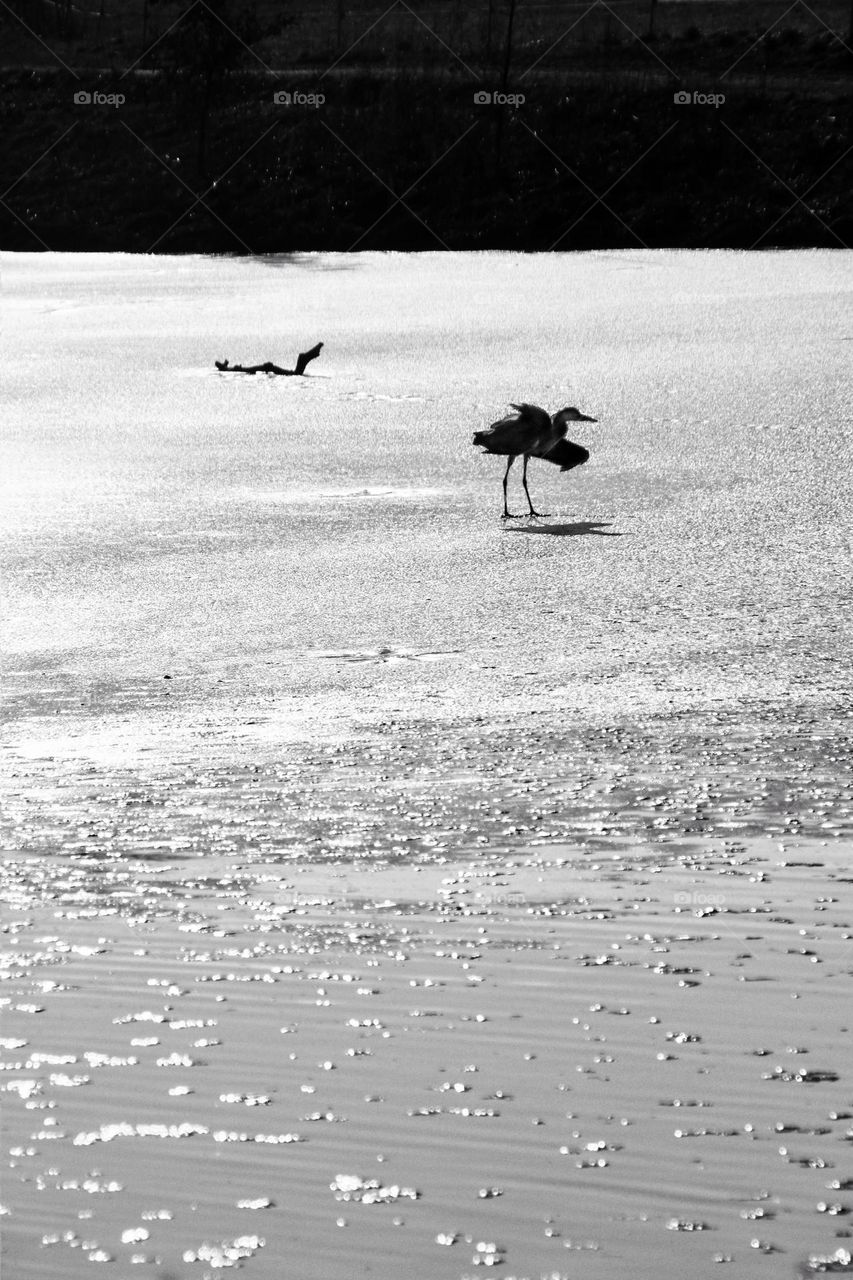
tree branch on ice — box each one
[215,342,323,376]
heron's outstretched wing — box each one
[508,403,551,432]
[294,342,324,376]
[475,402,554,454]
[539,439,590,471]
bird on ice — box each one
[472,403,597,519]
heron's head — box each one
[556,406,597,423]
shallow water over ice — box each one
[3,839,853,1280]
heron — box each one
[472,403,597,519]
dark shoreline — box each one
[2,58,850,253]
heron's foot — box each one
[501,511,522,520]
[527,509,550,519]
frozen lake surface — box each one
[3,250,852,851]
[2,250,853,1279]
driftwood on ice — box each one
[215,342,323,376]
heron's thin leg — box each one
[501,456,519,519]
[522,454,549,518]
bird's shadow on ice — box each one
[505,521,623,538]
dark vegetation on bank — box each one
[1,0,851,251]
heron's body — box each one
[472,402,596,518]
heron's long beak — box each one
[580,414,597,422]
